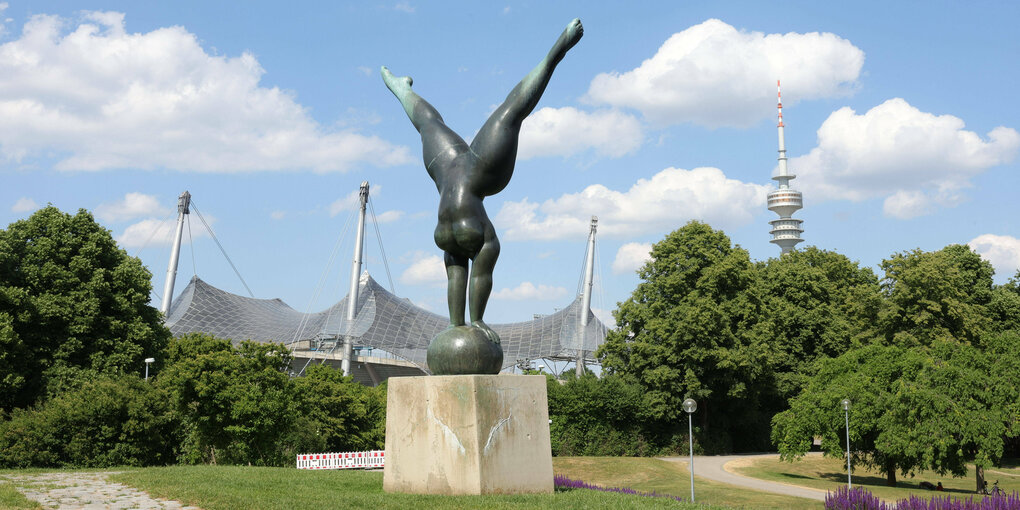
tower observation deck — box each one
[768,80,804,254]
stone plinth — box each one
[383,375,553,495]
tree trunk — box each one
[976,465,985,493]
[885,460,897,486]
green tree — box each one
[599,221,768,451]
[878,245,994,347]
[290,364,386,453]
[988,271,1020,332]
[754,247,882,402]
[772,341,1010,487]
[0,207,169,410]
[158,333,296,466]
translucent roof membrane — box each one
[165,273,607,373]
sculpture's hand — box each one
[471,320,500,345]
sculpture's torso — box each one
[431,153,505,259]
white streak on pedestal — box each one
[483,413,512,456]
[427,403,466,455]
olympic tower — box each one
[768,80,804,254]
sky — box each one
[1,1,1018,327]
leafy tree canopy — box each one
[771,340,1014,487]
[599,221,768,450]
[0,207,169,411]
[878,244,994,346]
[754,247,882,401]
[158,333,296,466]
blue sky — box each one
[2,1,1018,326]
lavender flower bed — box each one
[825,486,890,510]
[553,474,688,504]
[824,486,1020,510]
[896,491,1020,510]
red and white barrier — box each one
[296,450,385,470]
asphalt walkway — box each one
[660,452,829,502]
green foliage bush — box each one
[0,375,174,468]
[547,374,685,456]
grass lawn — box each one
[0,481,41,510]
[554,457,821,510]
[111,465,716,510]
[732,455,1020,503]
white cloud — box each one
[969,234,1020,278]
[586,19,864,128]
[399,253,446,285]
[518,107,643,160]
[270,210,286,220]
[375,210,404,223]
[116,215,211,249]
[793,98,1019,218]
[882,191,931,220]
[612,242,652,274]
[0,12,412,172]
[495,167,769,241]
[491,282,567,301]
[394,2,415,13]
[95,192,170,222]
[11,197,37,212]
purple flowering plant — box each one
[824,486,1020,510]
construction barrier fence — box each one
[296,450,385,470]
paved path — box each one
[0,471,201,510]
[660,452,829,502]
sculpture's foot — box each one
[471,320,500,345]
[552,18,584,59]
[427,325,503,375]
[381,66,413,96]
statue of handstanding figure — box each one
[382,18,583,375]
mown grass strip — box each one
[111,465,717,510]
[554,457,821,510]
[733,455,1020,503]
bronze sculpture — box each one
[382,18,583,374]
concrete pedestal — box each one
[383,375,553,495]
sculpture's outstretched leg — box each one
[469,18,583,175]
[381,66,469,176]
[469,224,500,344]
[444,251,468,327]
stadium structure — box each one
[159,184,608,386]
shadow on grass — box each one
[773,472,814,481]
[818,472,889,487]
[817,471,980,495]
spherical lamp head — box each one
[683,398,697,414]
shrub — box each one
[0,375,174,468]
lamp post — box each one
[683,398,698,502]
[841,398,851,488]
[144,358,155,381]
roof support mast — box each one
[342,182,369,377]
[576,216,597,377]
[160,191,191,316]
